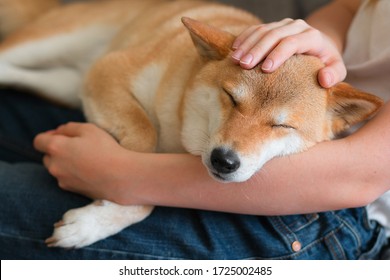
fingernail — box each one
[262,58,273,71]
[322,71,333,88]
[231,49,243,61]
[240,54,253,65]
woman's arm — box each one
[112,101,390,215]
[34,102,390,215]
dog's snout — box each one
[210,148,240,174]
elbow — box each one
[362,160,390,205]
[343,147,390,208]
[344,177,390,209]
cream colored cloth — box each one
[343,0,390,236]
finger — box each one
[232,25,258,50]
[42,154,51,169]
[235,20,291,52]
[235,29,271,67]
[43,155,67,189]
[33,131,56,153]
[34,132,71,157]
[238,19,310,69]
[55,122,87,137]
[318,61,347,88]
[232,19,293,63]
[42,154,61,179]
[57,179,68,190]
[231,26,259,63]
[261,28,323,72]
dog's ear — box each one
[327,82,383,134]
[181,17,235,60]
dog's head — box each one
[181,17,383,182]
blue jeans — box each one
[0,89,387,259]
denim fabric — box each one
[0,89,85,163]
[0,89,387,259]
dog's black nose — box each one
[210,148,240,174]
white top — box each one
[343,0,390,236]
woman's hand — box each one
[33,122,131,201]
[231,18,346,88]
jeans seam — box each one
[334,212,362,256]
[268,216,297,246]
[324,229,347,259]
[292,213,319,232]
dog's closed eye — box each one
[270,110,296,130]
[222,88,238,107]
[271,124,296,130]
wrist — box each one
[102,149,144,205]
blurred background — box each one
[62,0,331,22]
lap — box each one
[0,160,385,259]
[0,88,85,162]
[0,89,386,259]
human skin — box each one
[34,100,390,215]
[33,0,390,215]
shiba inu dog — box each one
[0,0,383,248]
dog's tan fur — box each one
[0,0,383,248]
[0,0,60,37]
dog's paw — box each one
[46,200,153,248]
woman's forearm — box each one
[119,102,390,215]
[34,103,390,216]
[306,0,360,52]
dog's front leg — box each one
[46,201,153,248]
[47,52,158,248]
[46,109,156,248]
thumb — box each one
[318,59,347,88]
